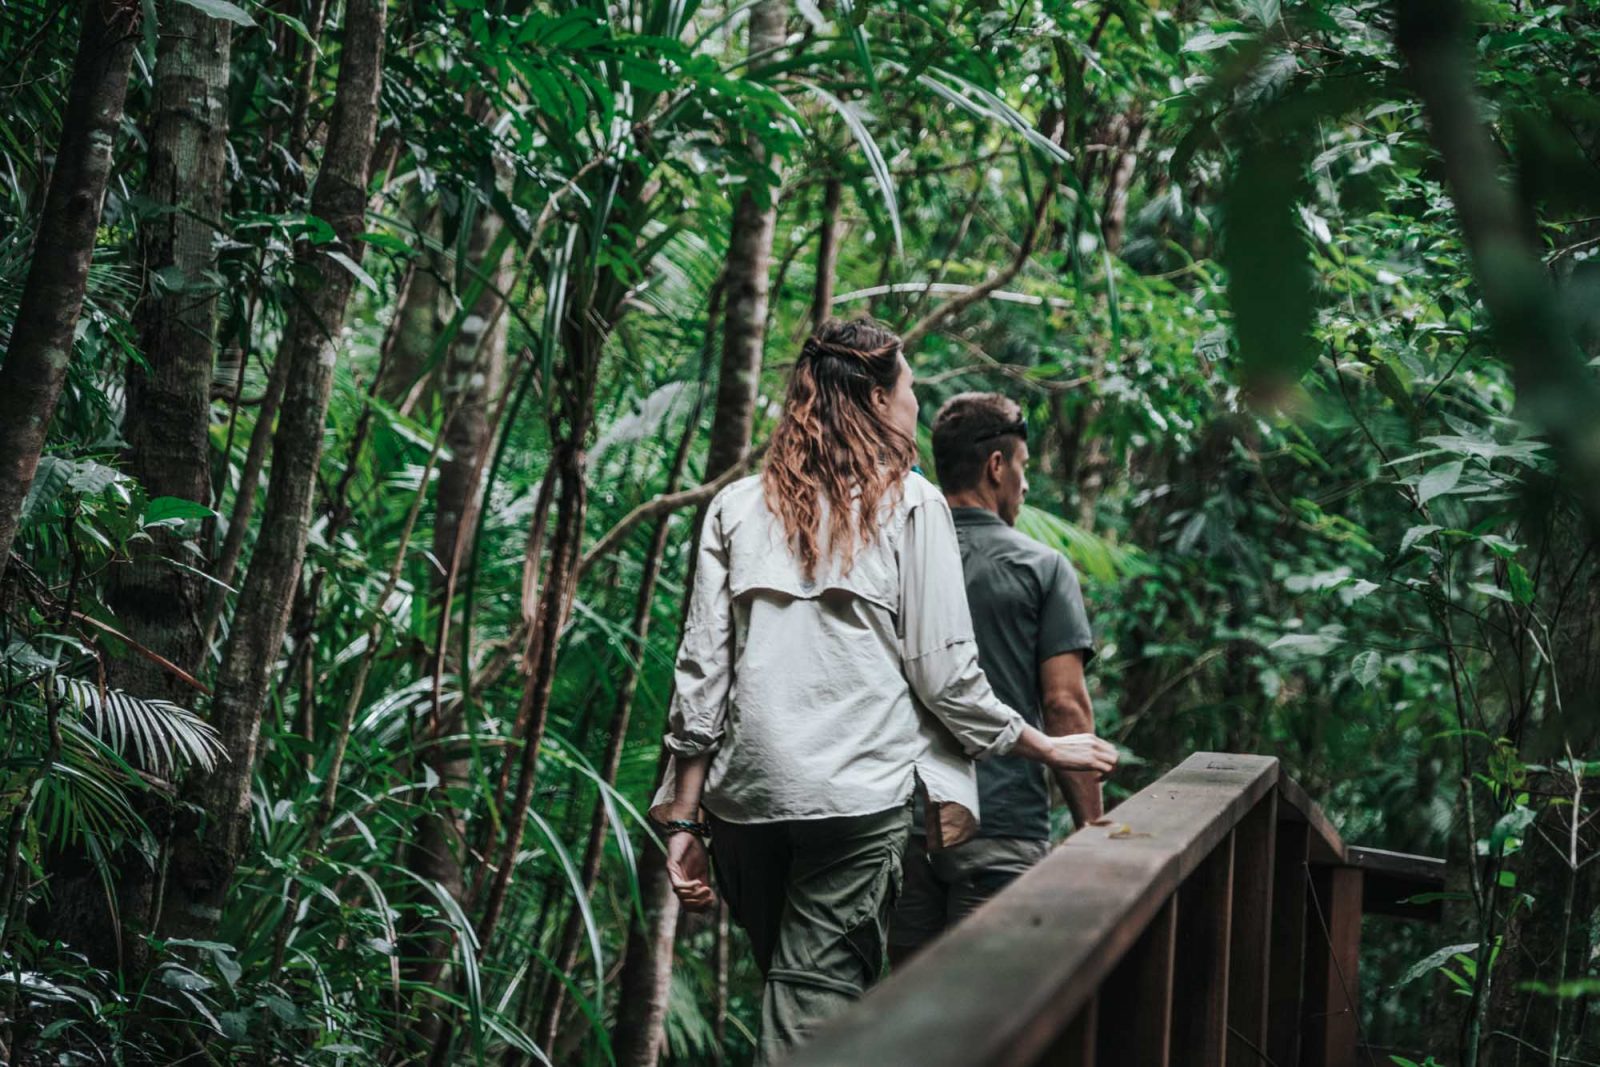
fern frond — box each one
[53,677,228,776]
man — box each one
[889,392,1104,961]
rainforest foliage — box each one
[1,0,1598,1062]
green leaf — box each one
[805,84,902,255]
[326,250,378,294]
[1489,805,1535,856]
[144,496,216,525]
[1395,943,1478,989]
[1183,29,1252,52]
[1417,460,1464,505]
[1408,524,1446,556]
[1507,561,1534,605]
[19,456,72,525]
[1015,505,1133,584]
[1268,633,1344,657]
[1351,650,1381,688]
[172,0,257,27]
[1374,355,1414,413]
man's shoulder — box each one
[980,517,1063,564]
[965,518,1079,591]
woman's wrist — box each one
[654,816,712,840]
[1011,725,1052,765]
[659,802,703,827]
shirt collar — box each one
[950,506,1007,528]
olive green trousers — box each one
[709,804,911,1065]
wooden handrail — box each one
[782,752,1445,1067]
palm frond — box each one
[53,677,228,776]
[803,84,903,255]
[1015,505,1135,586]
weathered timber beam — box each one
[1275,774,1347,865]
[785,753,1279,1067]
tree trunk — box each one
[405,203,511,1046]
[0,0,135,579]
[197,340,291,657]
[1099,114,1146,256]
[1485,520,1600,1065]
[702,0,784,480]
[536,362,706,1051]
[156,0,386,943]
[611,15,785,1058]
[376,203,446,410]
[810,178,842,332]
[45,0,233,972]
[612,799,684,1067]
[1395,0,1600,533]
[113,0,232,703]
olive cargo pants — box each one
[708,804,911,1065]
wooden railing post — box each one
[1043,996,1097,1066]
[1227,793,1276,1064]
[1096,897,1177,1066]
[1267,820,1310,1067]
[1303,865,1364,1067]
[1172,832,1235,1065]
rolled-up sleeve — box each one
[899,498,1026,759]
[663,493,734,758]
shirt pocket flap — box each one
[725,513,899,613]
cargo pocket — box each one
[841,842,904,986]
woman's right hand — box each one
[1014,725,1118,777]
[666,832,717,911]
[1045,733,1118,776]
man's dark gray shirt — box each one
[923,507,1095,841]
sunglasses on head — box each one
[975,418,1027,444]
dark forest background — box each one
[1,0,1599,1062]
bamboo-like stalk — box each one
[0,0,135,578]
[536,310,715,1048]
[158,0,387,945]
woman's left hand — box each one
[666,832,717,910]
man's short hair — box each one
[931,393,1026,493]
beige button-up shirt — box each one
[650,471,1027,848]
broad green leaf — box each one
[805,84,902,254]
[1400,525,1441,554]
[1507,561,1534,605]
[1183,30,1252,51]
[173,0,256,27]
[144,496,216,525]
[1489,805,1535,856]
[1351,651,1381,688]
[1268,633,1343,657]
[326,250,378,294]
[1417,461,1464,505]
[1395,943,1479,989]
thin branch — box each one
[575,444,766,582]
[896,179,1057,354]
[834,280,1075,311]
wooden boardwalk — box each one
[783,753,1445,1067]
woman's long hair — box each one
[762,318,917,581]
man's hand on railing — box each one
[666,831,717,911]
[1012,726,1118,778]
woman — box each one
[650,317,1116,1063]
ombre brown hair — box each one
[762,317,918,581]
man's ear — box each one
[985,448,1006,486]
